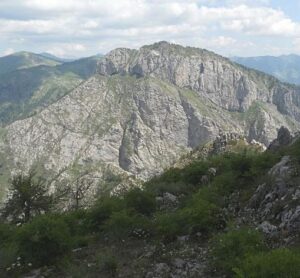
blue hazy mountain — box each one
[231,54,300,85]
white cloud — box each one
[212,36,236,46]
[2,48,15,56]
[216,5,299,36]
[226,0,270,6]
[0,0,299,56]
[46,43,87,58]
[292,38,300,52]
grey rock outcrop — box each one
[268,126,293,151]
[249,155,300,241]
[99,42,300,122]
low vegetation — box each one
[0,139,299,277]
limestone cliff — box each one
[1,42,300,199]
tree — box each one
[1,171,52,223]
[70,176,93,210]
[52,173,93,211]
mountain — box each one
[0,41,300,200]
[231,54,300,85]
[0,55,103,125]
[39,52,76,63]
[0,51,61,76]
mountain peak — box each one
[1,41,300,209]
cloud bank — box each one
[0,0,299,57]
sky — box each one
[1,0,300,58]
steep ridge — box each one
[99,42,300,120]
[1,42,300,200]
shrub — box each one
[196,186,223,206]
[155,212,184,241]
[145,161,209,194]
[97,252,118,276]
[0,243,19,275]
[17,214,72,266]
[182,161,209,185]
[63,209,88,236]
[146,181,194,196]
[180,196,220,234]
[0,223,16,246]
[249,151,280,177]
[62,210,90,247]
[234,248,300,278]
[87,196,124,231]
[211,228,266,275]
[285,138,300,163]
[103,210,151,239]
[124,188,156,216]
[210,171,238,196]
[155,167,182,183]
[155,195,220,240]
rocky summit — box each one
[1,41,300,200]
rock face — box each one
[1,41,300,199]
[99,42,300,121]
[249,155,300,241]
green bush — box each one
[103,210,152,239]
[145,161,209,194]
[124,188,156,216]
[152,167,182,184]
[155,194,219,240]
[17,214,72,266]
[0,223,16,246]
[155,212,184,240]
[249,151,280,177]
[87,196,124,231]
[146,181,194,196]
[196,186,223,206]
[180,196,220,234]
[0,243,19,275]
[284,138,300,163]
[234,249,300,278]
[63,209,88,236]
[211,228,266,275]
[97,252,118,276]
[182,161,209,185]
[207,171,238,201]
[62,210,90,247]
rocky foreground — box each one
[0,127,299,278]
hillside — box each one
[0,41,300,200]
[0,52,61,76]
[0,55,102,125]
[231,54,300,85]
[0,128,299,277]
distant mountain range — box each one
[231,54,300,85]
[39,52,77,63]
[0,51,61,75]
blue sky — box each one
[1,0,300,58]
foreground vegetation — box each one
[0,139,300,277]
